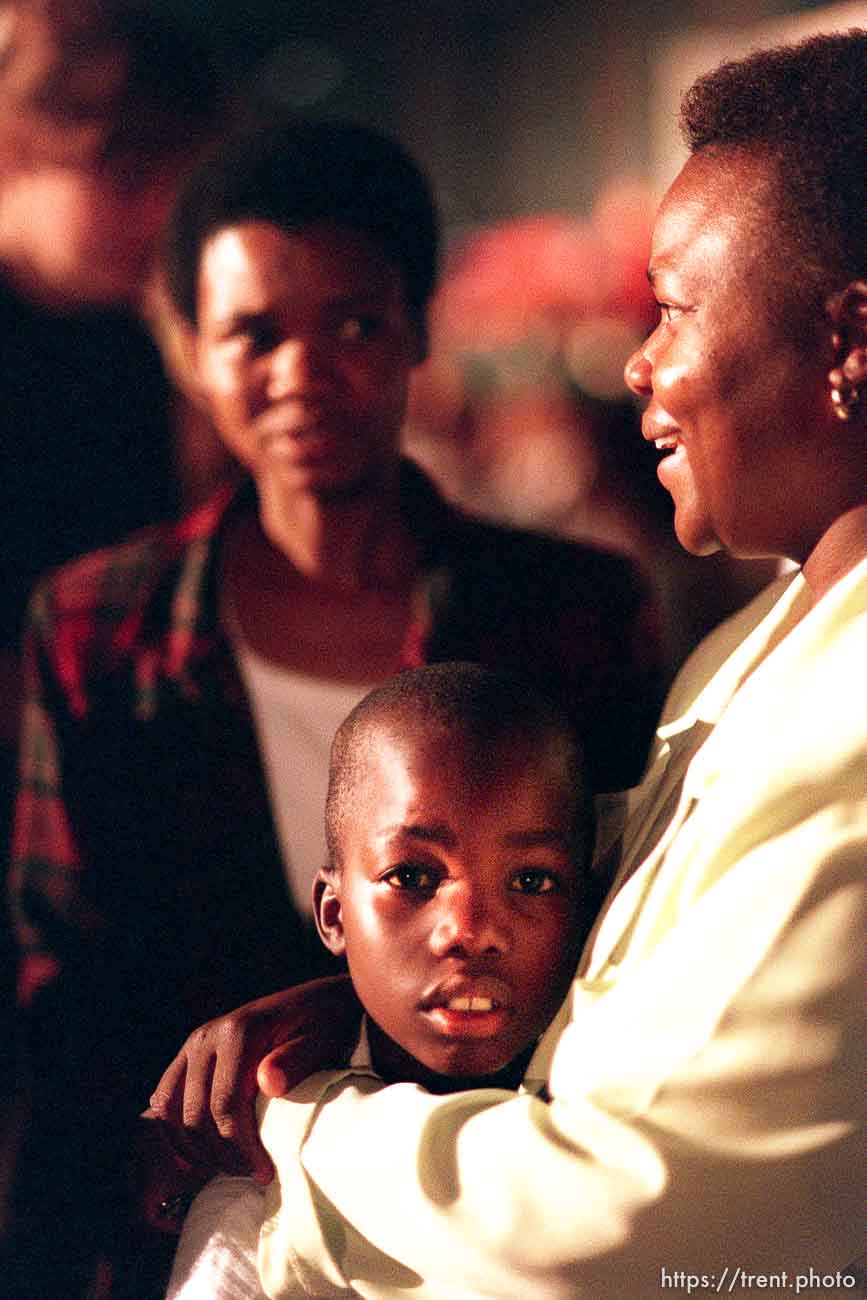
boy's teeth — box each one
[447,995,495,1012]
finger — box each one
[257,989,362,1098]
[257,1043,291,1098]
[208,1023,273,1182]
[183,1045,255,1174]
[154,1044,222,1172]
[147,1055,213,1170]
[180,1041,218,1135]
[257,1034,320,1096]
[201,1015,270,1177]
[148,1050,189,1125]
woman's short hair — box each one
[679,29,867,302]
[165,115,440,333]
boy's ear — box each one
[313,869,346,957]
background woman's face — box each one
[194,220,419,503]
[625,151,828,563]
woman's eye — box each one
[337,314,381,342]
[659,303,682,323]
[383,864,438,891]
[234,323,278,354]
[510,869,560,896]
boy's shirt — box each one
[165,1018,544,1299]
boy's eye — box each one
[509,868,561,896]
[383,864,439,892]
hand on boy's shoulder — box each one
[147,976,361,1188]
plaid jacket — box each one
[6,462,663,1296]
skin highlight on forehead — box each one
[653,152,768,279]
[679,148,828,334]
[324,662,593,875]
[197,221,407,335]
[328,712,589,876]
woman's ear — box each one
[826,279,867,422]
[313,869,346,957]
[140,270,212,412]
[414,318,430,365]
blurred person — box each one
[166,663,600,1298]
[0,0,227,1279]
[6,116,663,1299]
[150,32,866,1299]
[0,0,228,800]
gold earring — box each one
[829,368,859,421]
[829,347,866,421]
[828,285,867,421]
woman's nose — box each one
[429,884,511,959]
[624,345,653,398]
[266,337,330,401]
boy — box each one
[167,662,599,1298]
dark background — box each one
[156,0,839,237]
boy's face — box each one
[193,219,421,502]
[316,722,589,1084]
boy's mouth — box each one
[444,994,497,1012]
[420,974,513,1011]
[419,976,514,1036]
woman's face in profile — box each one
[625,150,828,563]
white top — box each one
[233,639,371,913]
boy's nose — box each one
[428,883,511,959]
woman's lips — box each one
[641,405,680,446]
[656,440,687,490]
[257,425,342,464]
[641,415,684,487]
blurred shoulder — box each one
[445,505,652,602]
[27,482,237,629]
[404,458,650,597]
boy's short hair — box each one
[165,114,440,333]
[325,661,594,871]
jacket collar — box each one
[587,554,867,978]
[163,460,457,686]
